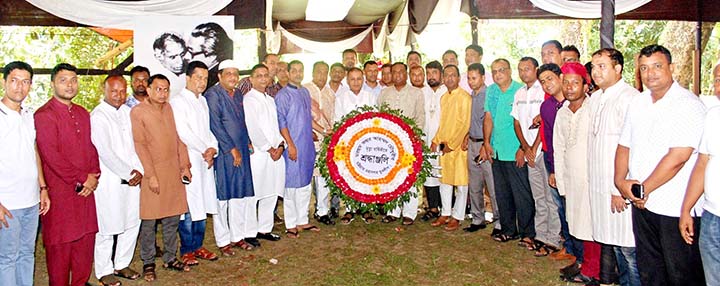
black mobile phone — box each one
[75,183,84,193]
[439,143,446,152]
[474,154,484,165]
[182,176,191,185]
[631,184,644,199]
[120,179,129,185]
[529,122,540,129]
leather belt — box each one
[469,137,484,143]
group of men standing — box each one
[1,39,720,286]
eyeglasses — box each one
[491,67,508,75]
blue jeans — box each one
[613,246,641,286]
[0,204,39,286]
[178,213,206,255]
[701,211,720,286]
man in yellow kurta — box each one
[430,65,471,231]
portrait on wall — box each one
[134,16,234,95]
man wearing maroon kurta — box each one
[35,63,100,286]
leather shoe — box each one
[431,216,450,227]
[244,237,261,247]
[317,215,335,225]
[550,248,575,261]
[444,218,460,231]
[560,261,581,278]
[257,232,281,241]
[463,222,486,232]
[329,207,339,219]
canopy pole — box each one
[693,1,702,95]
[600,0,615,48]
[471,16,479,45]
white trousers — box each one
[284,184,312,229]
[213,198,246,247]
[440,184,468,220]
[242,195,278,237]
[94,223,140,278]
[389,186,419,220]
[313,176,330,216]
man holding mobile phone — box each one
[131,74,193,280]
[614,45,706,285]
[35,63,100,286]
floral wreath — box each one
[317,104,433,213]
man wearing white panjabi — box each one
[90,75,143,285]
[334,67,377,224]
[587,48,641,286]
[244,64,286,246]
[170,61,219,265]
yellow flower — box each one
[372,118,382,126]
[371,185,381,194]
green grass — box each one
[33,215,571,285]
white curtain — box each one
[529,0,652,19]
[384,2,410,58]
[278,24,373,54]
[26,0,232,29]
[413,0,463,60]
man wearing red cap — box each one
[554,62,600,284]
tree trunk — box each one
[658,21,715,88]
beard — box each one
[427,79,441,88]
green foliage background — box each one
[0,27,133,110]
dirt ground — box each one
[33,209,572,286]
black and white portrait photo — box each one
[135,16,234,95]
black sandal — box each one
[493,233,519,242]
[285,228,299,238]
[163,259,190,272]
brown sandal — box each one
[142,263,156,282]
[114,267,140,280]
[286,228,299,239]
[99,274,121,286]
[298,224,320,232]
[234,240,255,251]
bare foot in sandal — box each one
[286,228,299,238]
[142,263,156,282]
[298,224,320,232]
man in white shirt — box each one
[419,61,448,222]
[700,64,720,109]
[0,61,50,286]
[407,51,422,68]
[244,64,286,247]
[334,67,377,224]
[511,57,562,250]
[91,74,144,285]
[362,61,382,101]
[587,48,640,286]
[680,94,720,286]
[615,44,706,285]
[334,68,376,122]
[170,61,220,265]
[328,63,348,97]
